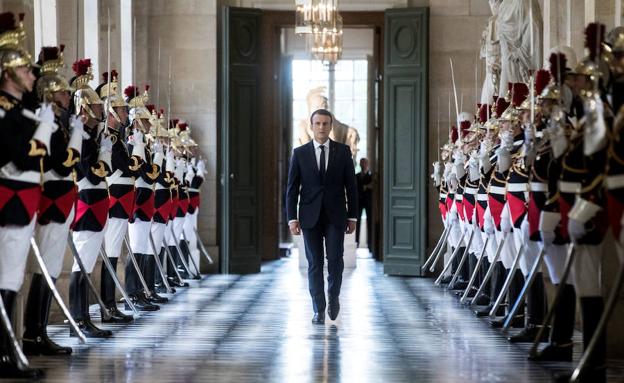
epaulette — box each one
[0,95,15,111]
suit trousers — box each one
[302,207,345,313]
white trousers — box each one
[0,217,37,291]
[571,242,603,297]
[104,217,128,259]
[183,211,200,269]
[30,208,75,279]
[128,220,152,255]
[496,230,517,269]
[149,222,167,256]
[543,243,568,284]
[486,233,499,263]
[512,219,540,276]
[71,230,105,273]
[165,217,184,246]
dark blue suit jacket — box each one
[286,140,358,229]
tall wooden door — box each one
[220,7,262,274]
[382,8,429,276]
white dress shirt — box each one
[313,139,330,172]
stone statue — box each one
[497,0,543,96]
[479,0,502,104]
[296,86,360,160]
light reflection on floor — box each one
[27,255,623,382]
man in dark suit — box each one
[286,109,358,324]
[356,158,373,251]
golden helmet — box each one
[98,70,127,108]
[125,85,151,122]
[0,12,34,71]
[36,45,73,102]
[70,58,103,118]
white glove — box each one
[130,129,146,161]
[32,103,57,152]
[483,207,495,235]
[68,115,85,155]
[165,150,175,173]
[468,154,480,182]
[568,218,587,242]
[98,135,113,170]
[152,142,165,168]
[443,162,452,183]
[185,163,195,184]
[191,157,197,167]
[500,204,512,233]
[431,161,441,187]
[196,159,206,177]
[568,198,602,224]
[174,157,185,180]
[496,146,512,173]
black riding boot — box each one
[508,273,549,343]
[529,283,575,361]
[69,272,113,337]
[100,258,133,323]
[0,289,45,378]
[144,254,168,303]
[22,274,72,355]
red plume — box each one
[495,97,510,117]
[450,125,458,144]
[18,13,24,22]
[510,83,529,107]
[59,44,65,53]
[585,22,605,61]
[72,58,92,76]
[0,12,16,34]
[178,122,188,131]
[478,104,490,124]
[111,69,118,80]
[146,104,156,114]
[124,85,139,99]
[535,69,551,95]
[144,85,150,92]
[102,71,108,82]
[548,53,567,85]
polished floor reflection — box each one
[27,256,623,382]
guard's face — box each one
[53,90,71,109]
[311,114,332,142]
[90,103,104,122]
[114,105,129,126]
[12,66,36,93]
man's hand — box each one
[289,221,301,236]
[346,221,356,234]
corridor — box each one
[34,256,620,382]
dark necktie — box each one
[319,145,326,182]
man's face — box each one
[10,66,36,93]
[90,103,104,122]
[311,113,332,142]
[114,106,129,125]
[360,158,369,171]
[52,90,71,109]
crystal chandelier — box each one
[295,0,338,35]
[308,14,343,65]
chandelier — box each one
[295,0,338,35]
[308,14,343,65]
[296,0,343,65]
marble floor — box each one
[21,255,624,382]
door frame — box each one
[258,11,385,262]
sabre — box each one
[529,243,577,358]
[0,290,29,369]
[471,232,507,306]
[434,229,467,285]
[103,7,111,135]
[460,236,490,304]
[489,243,524,317]
[67,233,112,320]
[169,224,197,278]
[502,247,545,331]
[437,96,440,163]
[448,229,475,289]
[194,227,215,265]
[421,225,449,272]
[30,238,86,343]
[149,232,174,293]
[181,229,202,277]
[570,242,624,382]
[123,235,153,298]
[449,58,460,126]
[99,246,139,316]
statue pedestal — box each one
[296,232,357,269]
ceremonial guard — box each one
[23,45,83,356]
[68,58,113,338]
[98,70,141,322]
[124,85,164,309]
[0,12,54,378]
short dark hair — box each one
[310,108,333,125]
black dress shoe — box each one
[328,298,340,320]
[168,277,189,288]
[553,368,606,383]
[149,291,169,304]
[438,275,453,285]
[507,324,549,343]
[102,306,134,323]
[489,315,524,328]
[156,284,176,294]
[528,342,573,362]
[71,319,113,338]
[470,293,490,306]
[312,312,325,324]
[23,333,72,356]
[0,360,44,379]
[125,294,160,312]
